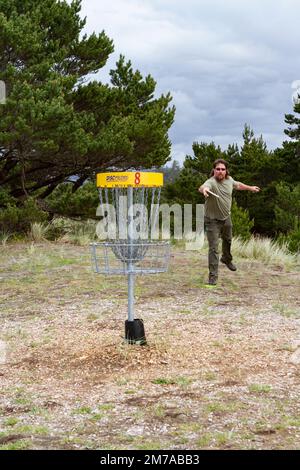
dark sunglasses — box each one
[215,168,226,171]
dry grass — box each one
[28,222,51,243]
[232,236,299,268]
[0,241,300,450]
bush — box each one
[46,182,99,219]
[277,228,300,254]
[287,229,300,253]
[0,187,16,206]
[0,198,47,234]
[231,200,254,240]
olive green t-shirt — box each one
[203,176,238,220]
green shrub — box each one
[0,188,16,206]
[46,182,99,219]
[277,228,300,254]
[231,200,254,240]
[0,198,47,234]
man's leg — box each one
[221,216,233,263]
[221,216,237,271]
[205,218,221,282]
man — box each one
[198,159,260,285]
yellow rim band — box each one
[96,172,163,188]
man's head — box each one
[211,159,229,181]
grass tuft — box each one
[232,236,299,268]
[28,222,51,242]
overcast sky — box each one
[79,0,300,164]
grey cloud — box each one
[81,0,299,163]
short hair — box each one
[210,159,230,177]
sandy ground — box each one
[0,242,300,449]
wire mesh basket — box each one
[90,241,170,275]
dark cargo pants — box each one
[204,216,233,278]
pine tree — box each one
[276,97,300,184]
[285,95,300,141]
[0,0,175,207]
[229,125,281,235]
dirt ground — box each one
[0,242,300,450]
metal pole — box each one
[127,186,134,322]
[128,271,134,322]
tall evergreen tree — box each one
[227,125,282,235]
[0,0,175,206]
[285,95,300,142]
[275,97,300,184]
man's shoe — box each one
[208,275,217,285]
[221,258,237,271]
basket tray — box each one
[90,241,170,275]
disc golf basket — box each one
[90,171,170,345]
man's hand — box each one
[199,186,210,198]
[250,186,260,193]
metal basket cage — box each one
[90,241,170,275]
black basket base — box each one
[124,319,147,345]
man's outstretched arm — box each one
[198,184,211,198]
[235,182,260,192]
